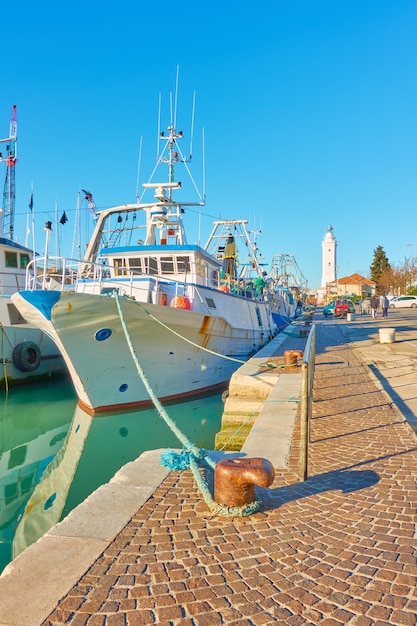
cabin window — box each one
[128,258,143,275]
[206,298,216,309]
[195,257,206,279]
[160,256,175,274]
[177,256,190,273]
[113,258,126,276]
[7,303,26,325]
[144,257,158,275]
[20,253,30,269]
[211,269,219,287]
[5,251,18,268]
[101,287,119,295]
[255,306,262,327]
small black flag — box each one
[59,211,68,225]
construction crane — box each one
[0,105,17,240]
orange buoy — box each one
[170,295,191,310]
[219,285,229,293]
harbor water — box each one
[0,376,225,574]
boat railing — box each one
[24,256,268,311]
[0,269,28,295]
[24,256,195,305]
[300,324,316,481]
[24,257,81,291]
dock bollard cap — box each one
[214,457,275,509]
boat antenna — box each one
[71,191,81,260]
[169,91,173,129]
[189,90,196,160]
[55,199,59,258]
[173,65,179,131]
[156,93,162,160]
[135,136,143,202]
[28,183,36,279]
[202,126,206,201]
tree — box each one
[378,256,417,295]
[370,246,391,286]
[378,265,397,295]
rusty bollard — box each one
[284,349,303,369]
[214,457,275,508]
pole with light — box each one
[42,221,52,290]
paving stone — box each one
[36,319,417,625]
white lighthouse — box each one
[321,225,337,287]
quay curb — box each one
[0,449,170,626]
[217,324,306,459]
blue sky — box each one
[1,0,416,288]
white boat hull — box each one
[12,290,275,413]
[0,296,64,385]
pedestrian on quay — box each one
[380,294,389,318]
[370,295,378,318]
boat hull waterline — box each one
[12,289,274,414]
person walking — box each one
[380,294,389,318]
[370,295,378,318]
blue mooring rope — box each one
[114,293,261,517]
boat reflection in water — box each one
[0,379,75,573]
[1,382,224,572]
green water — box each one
[0,377,224,573]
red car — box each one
[334,298,354,318]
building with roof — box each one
[326,273,376,300]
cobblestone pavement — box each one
[43,320,417,625]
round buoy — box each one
[170,295,191,310]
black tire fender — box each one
[12,341,42,372]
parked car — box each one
[323,302,336,317]
[335,298,355,318]
[389,296,417,309]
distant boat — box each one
[0,238,65,385]
[0,105,64,385]
[12,91,284,414]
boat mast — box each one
[0,105,17,240]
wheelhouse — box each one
[99,244,221,289]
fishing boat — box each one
[0,106,64,386]
[0,239,65,385]
[12,99,281,414]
